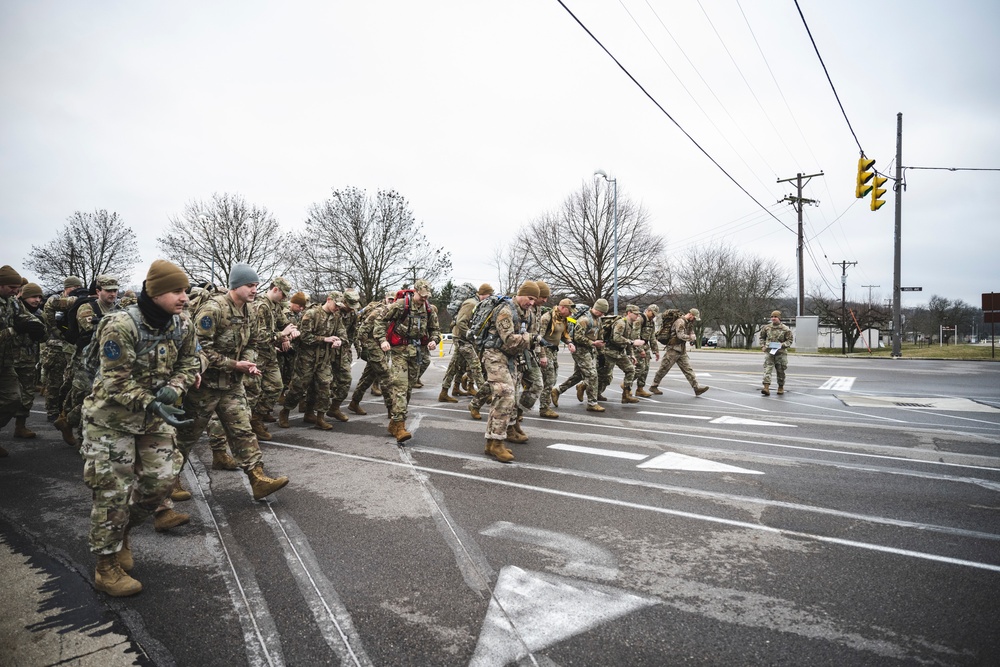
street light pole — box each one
[594,169,618,316]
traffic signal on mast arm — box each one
[870,174,888,211]
[855,157,875,198]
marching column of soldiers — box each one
[0,260,792,598]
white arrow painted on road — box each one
[709,415,795,427]
[820,376,855,390]
[468,566,657,667]
[548,443,647,460]
[637,452,763,474]
[481,521,618,580]
[636,411,712,420]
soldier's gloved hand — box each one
[155,385,180,405]
[13,318,45,339]
[147,400,193,427]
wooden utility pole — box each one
[777,171,823,316]
[833,260,857,354]
[892,113,904,357]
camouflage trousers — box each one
[762,352,788,386]
[14,363,37,417]
[417,346,432,382]
[557,348,599,406]
[0,363,21,429]
[653,348,699,389]
[277,350,296,389]
[285,349,333,415]
[351,347,391,413]
[442,342,484,391]
[518,355,543,411]
[634,351,651,388]
[176,385,262,472]
[63,360,91,442]
[330,348,353,406]
[42,344,72,419]
[245,355,283,417]
[82,423,182,554]
[386,347,420,422]
[599,350,636,393]
[207,415,238,453]
[482,349,519,441]
[538,356,559,411]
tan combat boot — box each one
[539,406,559,419]
[468,403,482,420]
[635,387,653,398]
[313,414,334,431]
[621,388,640,404]
[262,411,276,423]
[505,425,528,444]
[371,383,382,396]
[250,417,272,441]
[551,388,560,407]
[576,383,585,402]
[95,554,142,597]
[695,386,710,396]
[761,383,770,396]
[212,449,239,470]
[247,464,289,500]
[389,419,412,443]
[118,527,134,571]
[303,411,317,424]
[648,385,663,395]
[438,388,458,403]
[13,417,35,439]
[170,477,192,501]
[297,400,308,412]
[452,379,468,397]
[277,408,290,428]
[513,409,527,436]
[154,508,191,532]
[485,439,514,463]
[597,393,608,402]
[347,399,367,415]
[777,385,785,395]
[326,403,349,422]
[586,403,606,413]
[58,415,77,447]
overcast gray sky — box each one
[2,0,998,307]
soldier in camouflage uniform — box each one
[598,305,646,404]
[633,305,660,397]
[759,310,793,396]
[1,267,48,457]
[246,277,299,440]
[279,292,308,390]
[41,276,84,422]
[279,292,345,431]
[479,281,538,462]
[348,293,395,416]
[118,290,137,308]
[375,279,440,444]
[553,298,608,413]
[649,308,709,396]
[10,283,46,439]
[536,298,576,419]
[175,263,289,501]
[441,284,492,404]
[515,281,547,429]
[81,259,198,596]
[325,288,360,422]
[61,275,121,448]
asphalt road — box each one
[2,349,999,666]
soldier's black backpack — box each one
[601,315,624,345]
[655,308,684,345]
[62,294,100,348]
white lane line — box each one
[265,442,1000,573]
[637,411,712,420]
[820,377,856,391]
[549,443,647,460]
[709,416,796,428]
[637,452,763,474]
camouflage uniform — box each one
[760,319,793,389]
[81,305,199,555]
[634,310,659,391]
[652,315,702,390]
[175,293,263,471]
[480,298,532,442]
[536,307,571,413]
[41,290,79,420]
[283,299,346,418]
[246,290,292,420]
[442,297,486,395]
[517,305,542,412]
[598,316,637,395]
[556,309,603,407]
[64,293,120,441]
[12,300,43,419]
[350,299,392,413]
[329,292,360,411]
[279,302,305,388]
[374,291,440,423]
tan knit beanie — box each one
[535,281,551,298]
[516,280,540,298]
[0,265,22,286]
[145,259,189,297]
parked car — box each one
[704,336,718,347]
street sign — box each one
[900,287,922,292]
[983,293,998,311]
[986,311,1000,324]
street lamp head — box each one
[594,169,608,180]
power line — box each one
[904,166,1000,172]
[554,0,794,234]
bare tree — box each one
[809,292,891,351]
[299,187,452,303]
[158,193,289,287]
[490,242,533,296]
[24,210,140,292]
[514,181,667,305]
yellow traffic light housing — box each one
[870,175,888,211]
[855,157,875,198]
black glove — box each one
[13,318,45,339]
[147,400,193,427]
[155,385,180,405]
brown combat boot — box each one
[636,387,653,398]
[452,379,468,397]
[694,386,710,396]
[438,388,458,403]
[505,425,528,444]
[576,383,585,402]
[170,477,192,502]
[539,407,559,419]
[58,415,77,447]
[348,399,367,415]
[13,416,35,439]
[389,419,412,444]
[371,383,382,396]
[118,527,134,571]
[485,439,514,463]
[247,464,289,500]
[621,388,640,404]
[94,554,142,597]
[154,508,191,532]
[468,403,482,420]
[597,393,608,402]
[586,403,606,413]
[777,385,785,395]
[303,411,317,424]
[250,417,272,441]
[212,449,239,470]
[262,411,277,423]
[649,385,663,395]
[297,400,307,412]
[761,383,770,396]
[551,388,560,407]
[313,415,334,431]
[326,403,349,422]
[277,408,290,428]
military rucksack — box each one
[385,290,432,347]
[63,294,101,349]
[446,283,477,318]
[655,308,684,345]
[601,315,624,345]
[81,306,185,390]
[465,295,512,351]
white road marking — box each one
[468,566,657,667]
[481,521,618,580]
[709,415,796,427]
[820,377,856,391]
[636,411,712,420]
[637,452,764,474]
[548,443,647,460]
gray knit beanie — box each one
[228,263,260,289]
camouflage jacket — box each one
[297,304,347,364]
[605,316,636,358]
[570,310,602,350]
[451,297,478,340]
[195,293,253,390]
[537,308,571,363]
[666,317,696,352]
[375,296,441,349]
[759,322,793,354]
[490,299,532,357]
[1,293,42,367]
[637,313,659,355]
[250,296,290,362]
[11,299,43,367]
[357,302,390,351]
[43,292,77,352]
[83,306,199,435]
